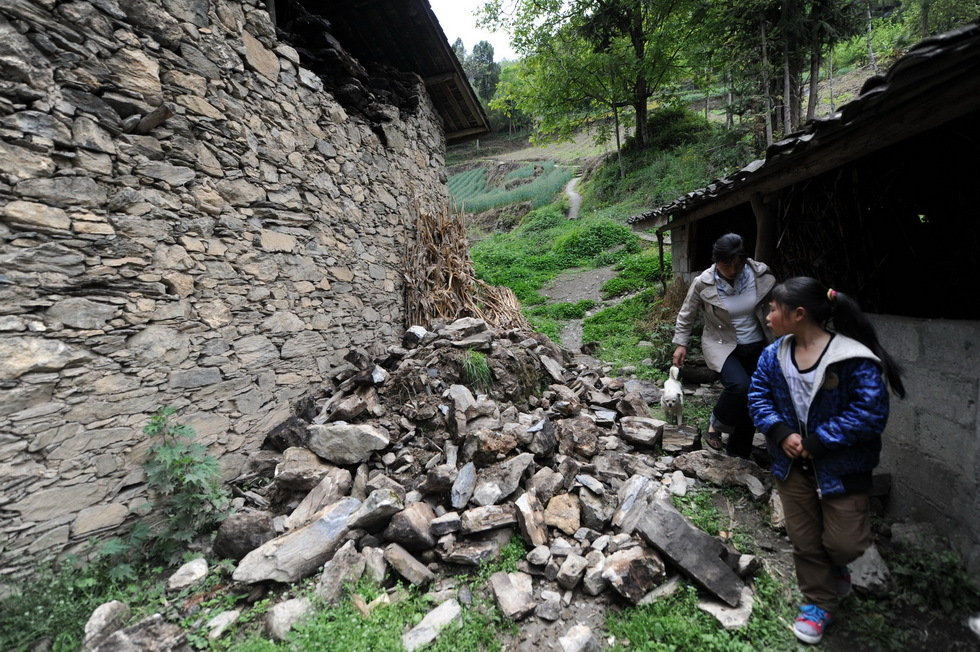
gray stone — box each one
[431,511,461,536]
[0,336,89,381]
[90,614,186,652]
[619,416,665,448]
[2,200,70,232]
[443,538,503,566]
[140,162,195,186]
[669,470,689,497]
[634,499,745,606]
[307,423,390,465]
[316,541,366,604]
[362,546,387,583]
[612,475,663,533]
[402,599,462,652]
[661,424,703,454]
[232,497,360,584]
[624,379,662,405]
[207,609,240,639]
[283,468,354,529]
[555,416,600,458]
[579,488,614,531]
[557,553,588,590]
[47,298,118,329]
[698,587,754,629]
[169,367,222,389]
[527,467,563,504]
[489,571,536,620]
[535,592,562,621]
[213,511,276,561]
[850,544,891,597]
[460,504,517,535]
[348,488,404,530]
[526,416,557,458]
[472,453,534,506]
[383,502,436,551]
[83,600,131,650]
[450,462,477,509]
[617,391,652,418]
[463,427,518,466]
[514,492,548,547]
[266,597,312,642]
[558,624,600,652]
[167,558,208,591]
[384,543,434,586]
[582,564,608,595]
[601,547,666,604]
[673,450,769,499]
[527,545,551,566]
[275,448,339,492]
[419,464,456,496]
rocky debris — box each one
[384,543,435,586]
[316,541,366,604]
[601,547,666,604]
[167,558,208,592]
[672,450,769,499]
[90,614,187,652]
[83,601,131,651]
[266,597,312,641]
[698,586,755,629]
[401,599,462,651]
[850,544,892,597]
[490,571,536,620]
[213,511,277,562]
[559,624,601,652]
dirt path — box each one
[565,176,582,220]
[541,265,618,351]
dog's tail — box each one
[669,365,680,381]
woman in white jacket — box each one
[671,233,775,457]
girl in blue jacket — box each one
[748,277,905,645]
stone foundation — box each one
[0,0,449,576]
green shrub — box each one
[601,250,671,298]
[553,220,640,264]
[141,407,229,565]
[462,350,493,393]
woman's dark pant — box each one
[712,341,765,458]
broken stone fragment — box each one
[419,464,457,497]
[472,453,534,506]
[535,589,562,621]
[366,473,407,501]
[634,499,745,606]
[383,502,436,551]
[361,546,387,583]
[617,391,652,418]
[274,447,336,491]
[459,504,517,535]
[514,492,548,547]
[618,416,665,448]
[669,470,689,497]
[698,586,754,629]
[611,474,661,533]
[850,544,892,597]
[83,600,131,650]
[213,511,277,561]
[489,571,536,620]
[348,488,404,531]
[233,497,360,584]
[558,624,600,652]
[402,599,462,652]
[601,546,666,604]
[544,493,581,536]
[384,543,435,586]
[578,488,614,532]
[527,545,551,566]
[442,317,488,339]
[527,466,563,504]
[556,553,588,590]
[442,538,503,566]
[463,427,518,466]
[431,511,461,536]
[307,423,390,465]
[167,558,207,591]
[582,564,608,595]
[403,325,430,348]
[266,597,312,641]
[283,467,353,530]
[555,416,600,458]
[451,462,477,509]
[672,450,769,498]
[316,540,365,605]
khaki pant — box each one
[776,465,872,613]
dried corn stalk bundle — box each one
[404,207,530,331]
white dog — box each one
[661,365,684,425]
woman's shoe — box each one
[703,428,723,450]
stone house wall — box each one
[0,0,449,577]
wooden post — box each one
[751,192,776,264]
[657,230,667,293]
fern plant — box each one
[142,406,229,564]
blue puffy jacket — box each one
[748,334,890,496]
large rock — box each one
[555,416,599,458]
[489,571,536,620]
[402,599,462,652]
[233,497,360,584]
[558,624,600,652]
[459,504,517,535]
[266,597,312,642]
[307,423,390,465]
[283,468,354,530]
[384,543,434,586]
[90,614,186,652]
[83,600,131,650]
[274,447,338,491]
[514,492,548,547]
[618,417,665,448]
[672,450,769,499]
[472,453,534,506]
[634,499,745,606]
[383,502,436,551]
[544,493,581,536]
[451,462,477,509]
[316,541,366,604]
[601,547,666,604]
[698,586,754,629]
[213,511,276,561]
[348,488,404,531]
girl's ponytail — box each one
[772,277,906,398]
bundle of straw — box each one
[403,206,530,332]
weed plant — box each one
[462,350,493,393]
[581,289,664,379]
[601,250,671,299]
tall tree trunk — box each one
[806,47,820,121]
[761,21,773,146]
[828,49,835,112]
[725,68,733,129]
[866,0,879,72]
[920,0,933,38]
[613,104,624,180]
[783,46,793,133]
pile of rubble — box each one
[85,317,779,650]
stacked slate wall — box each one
[0,0,448,578]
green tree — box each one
[482,0,699,149]
[471,40,502,102]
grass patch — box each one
[471,205,640,304]
[602,250,671,299]
[462,350,493,393]
[581,289,663,379]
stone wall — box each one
[0,0,449,577]
[873,315,980,577]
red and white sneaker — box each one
[794,604,833,644]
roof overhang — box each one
[627,21,980,234]
[308,0,491,143]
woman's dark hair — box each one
[712,233,746,263]
[772,277,906,397]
